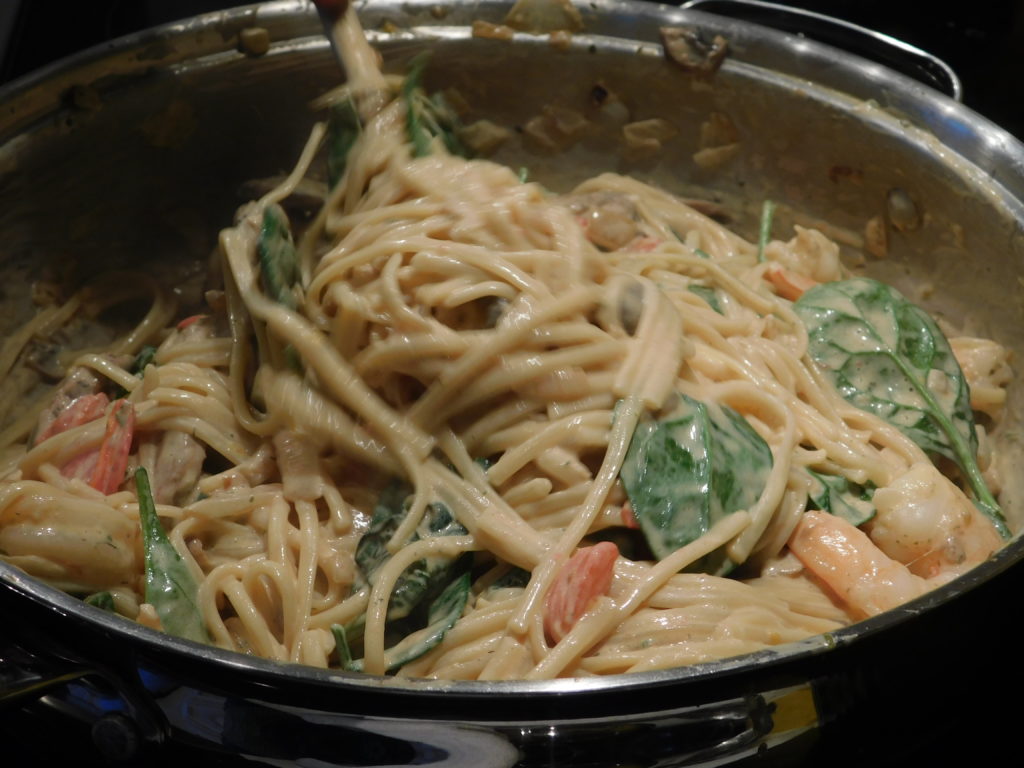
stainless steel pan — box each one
[2,1,1022,765]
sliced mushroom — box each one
[660,27,729,77]
[595,275,646,336]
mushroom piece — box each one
[660,26,729,77]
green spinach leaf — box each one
[83,591,116,613]
[794,277,1008,536]
[687,284,722,314]
[135,468,208,643]
[403,54,468,159]
[257,204,304,371]
[486,565,530,593]
[355,483,468,620]
[805,468,874,527]
[757,199,776,263]
[131,345,157,375]
[112,344,158,398]
[620,394,773,570]
[257,203,299,310]
[335,572,470,674]
[326,98,361,188]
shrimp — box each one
[61,399,136,495]
[32,367,106,444]
[764,264,818,301]
[789,463,1003,619]
[765,226,843,283]
[868,462,1002,583]
[544,541,618,643]
[34,392,110,445]
[788,509,926,619]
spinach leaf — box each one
[112,344,157,398]
[687,284,722,314]
[336,572,471,674]
[757,199,775,263]
[805,468,875,527]
[257,204,304,371]
[326,98,361,188]
[135,468,208,643]
[620,394,773,570]
[83,591,116,613]
[331,622,354,668]
[355,483,468,620]
[403,54,468,159]
[131,345,157,375]
[794,278,1008,536]
[487,566,530,592]
[257,203,299,310]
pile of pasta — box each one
[0,7,1013,680]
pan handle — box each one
[678,0,962,101]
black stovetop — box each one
[2,1,1023,766]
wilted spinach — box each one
[326,98,361,188]
[111,344,157,398]
[334,572,471,674]
[83,591,116,613]
[256,204,304,371]
[620,394,773,571]
[794,278,1008,536]
[354,484,469,620]
[805,468,874,527]
[687,284,722,314]
[334,484,472,674]
[403,54,467,159]
[756,199,776,263]
[257,204,300,310]
[135,468,208,643]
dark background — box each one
[2,1,1023,766]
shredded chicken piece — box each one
[138,430,206,505]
